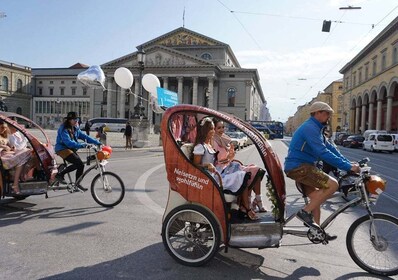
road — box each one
[0,140,397,279]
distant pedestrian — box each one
[84,121,91,135]
[123,121,133,149]
[98,123,107,145]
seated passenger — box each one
[0,121,32,194]
[212,118,267,212]
[192,117,258,220]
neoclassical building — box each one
[0,60,32,117]
[339,15,398,133]
[101,27,266,129]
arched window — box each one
[227,87,236,107]
[16,107,22,114]
[17,79,23,92]
[200,53,212,60]
[393,47,398,64]
[1,76,8,91]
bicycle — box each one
[48,144,125,207]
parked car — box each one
[363,133,394,153]
[342,135,365,148]
[335,133,350,145]
[225,131,246,150]
[390,134,398,151]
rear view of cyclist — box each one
[54,112,101,190]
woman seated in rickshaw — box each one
[212,118,267,213]
[192,117,258,220]
[0,121,32,194]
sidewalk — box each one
[37,129,163,152]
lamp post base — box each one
[130,118,151,148]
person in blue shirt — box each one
[284,101,360,240]
[54,112,101,190]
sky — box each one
[1,0,398,122]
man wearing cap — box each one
[54,112,101,190]
[284,101,360,241]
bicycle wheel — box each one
[91,171,125,207]
[162,204,221,267]
[346,213,398,276]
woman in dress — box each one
[192,117,258,220]
[0,122,32,194]
[212,118,267,212]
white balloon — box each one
[114,67,134,89]
[77,65,106,89]
[142,73,160,94]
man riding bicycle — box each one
[54,112,101,191]
[284,101,360,240]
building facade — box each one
[0,60,32,117]
[339,15,398,134]
[101,27,266,129]
[31,63,92,128]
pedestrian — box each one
[98,123,107,145]
[123,121,133,149]
[84,121,91,135]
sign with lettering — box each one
[157,87,178,107]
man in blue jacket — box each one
[284,101,360,240]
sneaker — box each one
[55,174,67,185]
[296,209,320,230]
[325,233,337,241]
[76,185,88,192]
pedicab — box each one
[161,104,398,276]
[0,112,57,200]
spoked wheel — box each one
[346,213,398,276]
[162,204,221,266]
[91,171,125,207]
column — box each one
[207,77,214,109]
[386,96,393,131]
[107,78,113,117]
[376,98,382,130]
[163,77,168,90]
[119,87,126,118]
[355,106,360,134]
[368,101,374,130]
[360,104,366,133]
[192,77,198,105]
[177,77,183,104]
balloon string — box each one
[105,89,150,102]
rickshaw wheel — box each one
[162,204,221,267]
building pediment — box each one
[102,45,214,69]
[137,27,227,49]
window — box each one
[82,88,87,95]
[1,76,8,91]
[393,47,398,64]
[71,88,76,95]
[72,81,76,84]
[16,107,22,114]
[381,53,386,70]
[60,88,65,95]
[49,81,53,84]
[61,81,64,84]
[365,65,369,80]
[49,88,54,95]
[372,59,377,76]
[353,74,356,87]
[358,70,362,84]
[227,87,236,107]
[16,79,23,92]
[39,81,42,84]
[200,53,212,60]
[38,87,43,95]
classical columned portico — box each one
[368,101,374,130]
[386,96,393,131]
[361,104,366,133]
[376,98,383,130]
[106,78,113,117]
[355,106,360,134]
[192,77,198,105]
[177,77,183,104]
[207,77,214,109]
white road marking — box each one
[133,163,165,215]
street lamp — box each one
[133,47,146,119]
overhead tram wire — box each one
[290,4,398,115]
